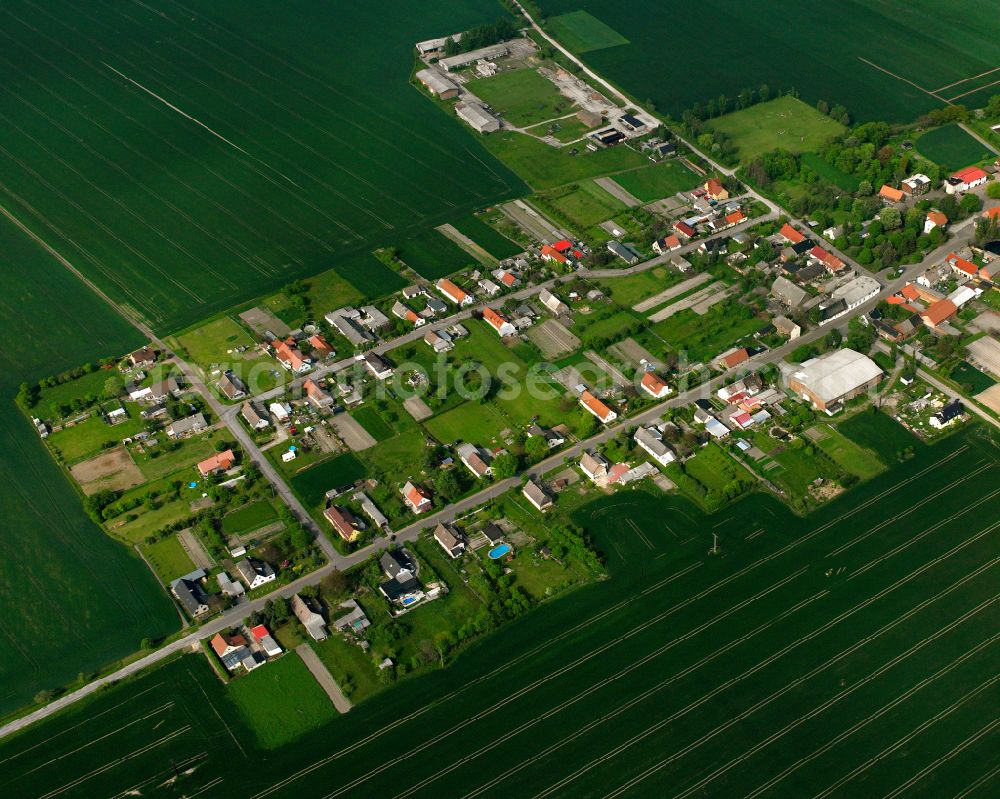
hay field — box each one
[538,0,1000,123]
[0,217,178,717]
[0,0,524,333]
[5,425,999,798]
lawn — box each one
[169,316,269,384]
[651,301,766,363]
[594,266,678,307]
[573,309,641,346]
[221,500,279,535]
[535,181,625,229]
[225,652,337,748]
[611,161,701,202]
[351,405,396,442]
[547,10,629,52]
[916,123,993,171]
[113,494,196,543]
[810,424,885,481]
[132,429,225,482]
[453,319,528,375]
[527,117,594,143]
[290,452,367,507]
[709,96,846,163]
[423,401,511,446]
[140,534,197,584]
[0,0,525,334]
[466,68,571,127]
[683,443,743,492]
[397,228,475,280]
[479,130,649,191]
[948,360,996,393]
[34,369,116,419]
[800,151,859,192]
[46,404,147,464]
[449,213,523,260]
[307,629,385,705]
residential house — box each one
[607,240,642,265]
[273,339,311,373]
[810,246,846,274]
[527,424,565,448]
[235,558,276,590]
[241,402,269,430]
[217,572,245,598]
[717,348,750,370]
[479,278,501,297]
[579,389,617,424]
[378,549,423,606]
[211,632,260,672]
[634,425,675,466]
[363,352,394,380]
[653,234,681,254]
[401,481,432,514]
[250,624,283,657]
[392,300,425,327]
[127,346,157,368]
[879,184,904,203]
[434,523,466,559]
[579,451,609,482]
[197,448,236,477]
[778,224,806,245]
[493,269,520,288]
[945,166,988,194]
[930,400,964,429]
[269,402,291,423]
[309,335,335,359]
[522,479,553,512]
[353,491,388,530]
[640,371,671,399]
[424,329,454,352]
[724,209,746,227]
[324,505,365,542]
[325,308,373,346]
[457,442,492,479]
[921,298,958,329]
[704,178,729,201]
[673,220,696,239]
[538,288,569,315]
[217,371,247,401]
[901,173,931,195]
[924,210,948,234]
[170,570,209,617]
[773,315,801,339]
[482,307,517,337]
[167,412,207,438]
[332,599,371,635]
[303,378,333,408]
[945,253,978,279]
[292,593,328,641]
[437,278,473,306]
[540,243,569,265]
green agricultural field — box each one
[328,252,407,298]
[611,160,702,202]
[0,217,178,717]
[221,500,279,535]
[140,534,197,584]
[466,68,571,127]
[226,652,337,749]
[479,129,649,190]
[709,96,846,163]
[547,10,629,53]
[290,452,367,507]
[397,228,475,280]
[7,426,999,797]
[449,213,523,259]
[351,405,396,442]
[0,0,524,334]
[839,408,922,461]
[810,424,885,481]
[917,124,994,171]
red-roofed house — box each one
[652,234,681,254]
[401,481,432,514]
[673,221,695,239]
[197,449,236,477]
[552,239,573,253]
[921,299,957,329]
[640,372,672,399]
[540,244,569,264]
[704,178,729,201]
[901,283,921,301]
[810,246,845,273]
[324,505,364,542]
[250,624,282,657]
[924,210,948,234]
[579,390,617,424]
[303,378,333,408]
[497,270,518,287]
[945,253,977,278]
[779,223,805,245]
[308,335,334,358]
[437,278,472,306]
[482,307,516,337]
[273,339,310,373]
[211,632,246,659]
[946,166,988,194]
[718,348,750,369]
[879,184,904,203]
[983,206,1000,222]
[725,209,746,227]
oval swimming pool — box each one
[488,543,512,559]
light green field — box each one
[594,266,678,307]
[709,95,847,163]
[140,534,197,583]
[467,68,571,126]
[221,500,279,535]
[46,404,147,464]
[424,401,510,446]
[916,123,993,171]
[351,405,396,442]
[536,180,625,229]
[810,424,885,480]
[611,160,701,202]
[547,10,629,52]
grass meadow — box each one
[538,0,1000,123]
[4,424,999,798]
[0,217,178,718]
[467,68,571,127]
[221,500,279,535]
[0,0,524,334]
[611,160,701,202]
[290,453,366,507]
[916,123,994,171]
[709,96,846,163]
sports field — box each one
[710,96,847,163]
[917,124,994,171]
[0,0,524,333]
[538,0,1000,122]
[4,424,999,797]
[0,218,179,717]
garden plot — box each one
[527,319,582,358]
[608,337,663,370]
[648,281,726,322]
[70,446,145,495]
[966,336,1000,377]
[331,413,377,451]
[633,272,711,312]
[594,176,641,208]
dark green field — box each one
[0,0,524,333]
[450,213,523,259]
[538,1,1000,122]
[397,228,476,280]
[917,124,994,170]
[0,218,178,717]
[290,453,367,507]
[4,422,999,798]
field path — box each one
[436,224,498,267]
[595,177,641,208]
[633,273,711,312]
[296,645,352,714]
[178,528,216,570]
[958,123,1000,156]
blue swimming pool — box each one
[488,543,512,559]
[401,596,418,606]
